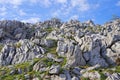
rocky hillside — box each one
[0,18,120,80]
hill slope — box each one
[0,19,120,80]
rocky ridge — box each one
[0,18,120,80]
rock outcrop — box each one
[0,18,120,80]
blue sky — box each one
[0,0,120,24]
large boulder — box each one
[12,39,45,64]
[0,45,16,66]
[33,61,49,72]
[56,39,86,67]
[49,65,60,74]
[56,40,68,57]
[88,39,108,67]
[66,45,86,67]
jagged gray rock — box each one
[106,73,120,80]
[66,45,86,67]
[0,19,120,80]
[88,39,108,67]
[49,65,60,74]
[82,71,101,80]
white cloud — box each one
[116,1,120,6]
[56,0,67,4]
[0,0,23,6]
[52,0,92,18]
[40,0,51,7]
[22,17,40,23]
[71,0,90,11]
[0,0,99,22]
[0,7,7,16]
[52,11,59,17]
[70,15,79,20]
[0,6,6,11]
[30,0,39,3]
[10,0,23,6]
[19,10,26,16]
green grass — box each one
[44,39,57,55]
[46,47,57,55]
[59,57,67,67]
[85,26,95,32]
[42,57,58,67]
[44,27,53,33]
[80,77,90,80]
[115,66,120,73]
[15,62,30,69]
[0,60,42,80]
[99,72,107,80]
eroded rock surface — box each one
[0,19,120,80]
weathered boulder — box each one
[106,73,120,80]
[0,39,45,66]
[66,45,86,67]
[12,39,45,64]
[56,40,68,57]
[88,39,108,67]
[33,61,49,72]
[49,65,60,74]
[56,39,86,67]
[82,71,101,80]
[0,45,16,66]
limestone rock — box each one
[49,65,60,74]
[66,45,86,67]
[106,73,120,80]
[82,71,101,80]
[88,39,108,67]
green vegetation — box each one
[85,26,95,32]
[44,27,53,33]
[81,77,90,80]
[41,58,58,67]
[46,47,57,55]
[99,72,107,80]
[15,62,30,69]
[15,42,22,48]
[95,26,102,32]
[115,66,120,73]
[0,59,42,80]
[80,65,120,80]
[44,39,57,55]
[60,57,67,67]
[0,44,3,52]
